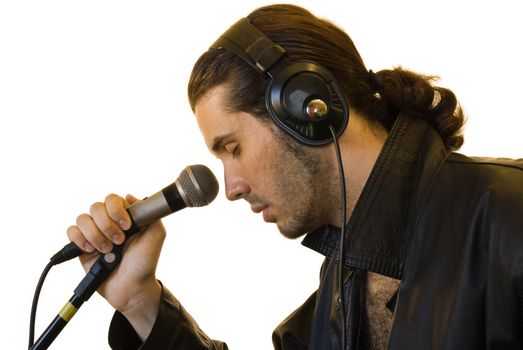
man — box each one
[67,4,523,349]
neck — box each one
[330,115,388,227]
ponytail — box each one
[369,67,465,151]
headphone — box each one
[211,18,349,146]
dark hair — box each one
[188,4,465,151]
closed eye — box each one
[224,142,240,158]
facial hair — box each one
[269,126,337,239]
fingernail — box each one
[119,219,129,230]
[113,233,124,245]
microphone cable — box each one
[329,125,348,350]
[28,237,104,348]
[28,256,61,348]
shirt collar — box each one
[302,113,449,279]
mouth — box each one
[250,204,268,214]
[250,205,274,223]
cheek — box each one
[245,133,276,168]
[241,122,286,187]
[240,146,279,191]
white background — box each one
[1,1,522,349]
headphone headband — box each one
[210,17,349,146]
[211,18,286,76]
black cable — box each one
[329,126,347,350]
[28,259,55,349]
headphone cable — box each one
[328,126,347,349]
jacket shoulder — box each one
[447,153,523,171]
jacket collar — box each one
[302,113,450,279]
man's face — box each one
[194,85,335,239]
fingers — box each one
[77,212,114,253]
[91,201,124,245]
[67,194,132,254]
[104,194,132,232]
[125,194,139,205]
[67,224,95,253]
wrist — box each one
[120,279,162,341]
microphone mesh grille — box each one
[179,165,219,207]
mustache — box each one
[243,193,270,206]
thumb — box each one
[125,194,139,205]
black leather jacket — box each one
[109,114,523,349]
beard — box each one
[268,126,336,239]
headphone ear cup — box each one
[211,18,349,145]
[281,72,332,122]
[266,62,349,146]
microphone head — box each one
[177,164,219,207]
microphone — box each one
[30,166,219,349]
[51,164,219,264]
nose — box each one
[224,166,250,201]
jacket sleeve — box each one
[108,284,228,350]
[272,291,317,350]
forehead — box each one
[194,85,277,155]
[194,86,253,152]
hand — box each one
[67,194,165,339]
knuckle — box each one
[76,213,91,226]
[66,225,80,240]
[105,194,127,220]
[89,201,104,216]
[105,193,121,205]
[85,230,107,248]
[106,204,122,219]
[98,220,117,235]
[96,221,112,233]
[67,225,94,253]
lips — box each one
[250,205,273,223]
[250,204,268,214]
[262,207,273,223]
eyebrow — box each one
[211,134,235,154]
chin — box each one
[276,222,309,240]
